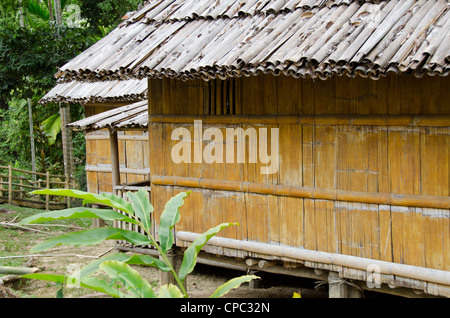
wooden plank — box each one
[97,172,112,194]
[378,205,393,263]
[219,191,242,240]
[86,171,98,194]
[263,74,278,115]
[314,125,336,189]
[279,125,302,187]
[367,126,380,193]
[303,199,317,251]
[268,195,280,245]
[334,76,356,115]
[85,138,96,166]
[149,123,164,177]
[148,78,163,114]
[314,77,335,115]
[245,193,269,243]
[423,208,447,271]
[326,200,337,254]
[362,203,380,260]
[335,201,348,256]
[391,206,425,267]
[404,207,425,268]
[302,125,315,188]
[339,126,368,192]
[176,187,199,235]
[420,127,449,196]
[315,200,334,253]
[277,74,301,115]
[241,123,260,184]
[162,123,174,177]
[279,196,304,248]
[151,185,172,240]
[388,127,421,195]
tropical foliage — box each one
[0,0,142,181]
[20,189,258,298]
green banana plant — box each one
[19,189,258,298]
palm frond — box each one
[27,0,50,21]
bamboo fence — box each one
[0,165,75,210]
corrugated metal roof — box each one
[57,0,450,82]
[68,100,148,131]
[39,79,147,104]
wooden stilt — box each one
[249,270,263,289]
[159,248,186,290]
[328,271,362,298]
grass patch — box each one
[0,204,93,267]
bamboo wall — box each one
[84,104,150,194]
[147,74,449,272]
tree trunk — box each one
[48,0,54,22]
[54,0,62,26]
[60,105,74,178]
[28,99,36,179]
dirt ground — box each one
[0,204,330,299]
[4,239,328,298]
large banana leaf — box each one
[78,253,170,277]
[19,207,139,225]
[99,261,156,298]
[30,189,134,215]
[178,222,238,281]
[127,189,153,233]
[209,275,259,298]
[40,113,61,146]
[30,227,152,253]
[158,192,190,253]
[22,273,65,283]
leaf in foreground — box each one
[209,275,260,298]
[127,189,153,233]
[19,207,139,225]
[158,192,190,253]
[30,227,152,253]
[178,222,237,281]
[99,260,156,298]
[30,189,133,214]
[78,253,170,277]
[158,284,184,298]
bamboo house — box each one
[55,0,449,297]
[41,79,150,193]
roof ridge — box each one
[126,0,387,26]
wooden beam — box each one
[148,114,450,127]
[151,175,450,210]
[109,130,121,193]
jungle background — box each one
[0,0,142,190]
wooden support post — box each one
[159,248,186,290]
[328,272,346,298]
[328,271,362,298]
[45,171,50,210]
[0,176,3,197]
[65,174,71,208]
[249,270,263,289]
[8,165,12,204]
[19,179,23,199]
[109,130,120,194]
[92,204,105,228]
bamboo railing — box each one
[0,165,75,210]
